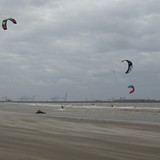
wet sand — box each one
[0,107,160,160]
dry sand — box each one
[0,106,160,160]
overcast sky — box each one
[0,0,160,101]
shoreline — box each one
[47,115,160,126]
[0,102,160,126]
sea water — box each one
[0,102,160,125]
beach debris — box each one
[2,18,17,30]
[128,85,135,94]
[35,109,46,114]
[121,60,133,74]
[61,105,64,109]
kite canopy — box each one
[128,85,135,94]
[2,18,17,30]
[121,60,133,74]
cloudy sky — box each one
[0,0,160,101]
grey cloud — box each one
[0,0,160,100]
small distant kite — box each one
[110,69,116,74]
[2,18,17,30]
[121,60,133,74]
[128,85,135,94]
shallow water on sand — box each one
[0,102,160,125]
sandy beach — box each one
[0,102,160,160]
